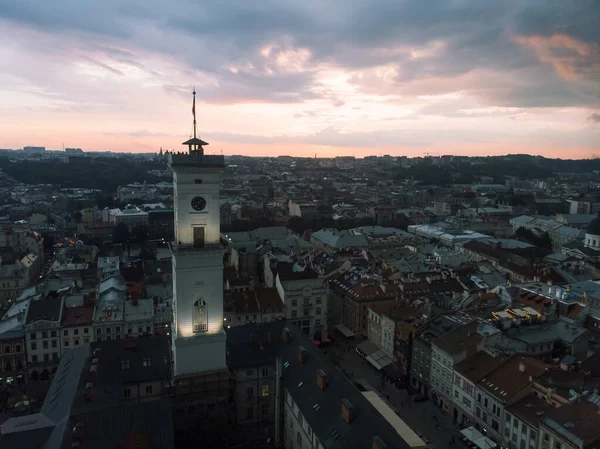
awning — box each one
[461,427,484,443]
[473,436,497,449]
[366,350,393,370]
[335,324,355,338]
[356,340,379,357]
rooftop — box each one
[478,355,547,402]
[455,351,502,383]
[25,296,64,325]
[61,305,94,327]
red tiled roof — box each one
[61,306,94,327]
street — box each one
[324,338,467,449]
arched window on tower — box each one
[193,299,208,333]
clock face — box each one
[191,196,207,211]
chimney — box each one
[84,382,94,402]
[519,361,526,373]
[282,327,291,344]
[317,369,328,391]
[373,437,388,449]
[341,399,355,423]
[267,332,273,345]
[297,346,307,364]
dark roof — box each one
[506,394,554,428]
[25,296,64,324]
[255,287,284,312]
[90,335,171,385]
[61,306,94,327]
[432,322,481,355]
[278,267,319,281]
[455,351,502,383]
[182,137,209,146]
[478,355,547,402]
[226,321,288,369]
[586,212,600,235]
[278,324,414,449]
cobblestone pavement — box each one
[324,339,468,449]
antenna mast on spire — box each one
[192,88,197,139]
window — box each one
[44,354,49,362]
[261,403,268,417]
[316,298,322,305]
[492,420,499,431]
[315,319,321,326]
[30,333,36,340]
[63,330,68,336]
[63,341,69,347]
[247,387,254,399]
[454,390,459,399]
[247,407,253,419]
[292,300,298,307]
[74,329,79,335]
[106,327,111,334]
[42,331,48,338]
[74,339,80,346]
[121,360,130,370]
[247,369,254,376]
[291,310,297,318]
[128,328,133,334]
[4,345,10,354]
[262,385,270,396]
[138,327,142,334]
[146,326,151,332]
[51,331,57,338]
[146,385,153,395]
[84,328,89,334]
[32,355,38,362]
[42,341,48,349]
[506,415,512,425]
[124,388,131,399]
[143,357,152,367]
[303,309,309,317]
[478,393,482,403]
[15,345,21,352]
[97,328,102,334]
[554,443,561,449]
[316,308,321,315]
[484,397,488,407]
[262,367,269,377]
[192,299,208,333]
[297,432,302,447]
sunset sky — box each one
[0,1,599,158]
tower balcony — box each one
[169,153,225,168]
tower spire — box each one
[182,88,209,155]
[192,88,197,139]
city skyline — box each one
[0,1,599,158]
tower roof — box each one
[586,212,600,235]
[182,137,209,146]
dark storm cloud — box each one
[1,0,598,107]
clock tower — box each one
[169,90,226,377]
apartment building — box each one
[24,296,64,381]
[474,356,546,444]
[430,322,482,412]
[276,269,327,339]
[452,351,501,428]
